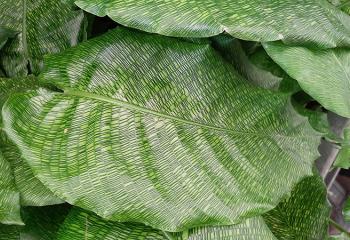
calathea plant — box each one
[0,0,350,239]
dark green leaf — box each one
[263,176,330,239]
[0,0,85,77]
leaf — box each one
[212,35,298,92]
[0,204,70,240]
[57,207,278,240]
[263,42,350,118]
[0,0,86,77]
[343,197,350,222]
[3,27,321,231]
[0,28,16,50]
[263,176,330,239]
[75,0,350,47]
[334,128,350,168]
[0,151,22,225]
[0,77,62,206]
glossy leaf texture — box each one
[57,208,278,240]
[75,0,350,47]
[263,176,330,239]
[0,0,86,77]
[0,77,62,207]
[263,42,350,117]
[3,27,322,231]
[0,204,70,240]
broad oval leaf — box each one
[0,0,85,77]
[75,0,350,47]
[263,42,350,117]
[57,208,278,240]
[263,176,330,239]
[3,28,321,231]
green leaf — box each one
[0,151,22,225]
[334,128,350,168]
[263,42,350,117]
[212,35,298,92]
[0,77,62,206]
[0,204,70,240]
[75,0,350,47]
[0,28,16,50]
[0,0,86,77]
[57,208,278,240]
[3,27,321,231]
[343,197,350,222]
[263,176,330,239]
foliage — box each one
[0,0,350,238]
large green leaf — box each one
[57,208,278,240]
[3,27,321,231]
[0,77,62,206]
[0,204,70,240]
[263,42,350,117]
[75,0,350,47]
[263,176,330,239]
[0,0,85,77]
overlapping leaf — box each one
[0,205,70,240]
[57,208,278,240]
[75,0,350,47]
[263,42,350,117]
[0,0,85,77]
[263,176,330,239]
[212,35,298,92]
[3,27,321,231]
[0,77,62,207]
[0,151,22,225]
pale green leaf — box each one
[0,0,85,77]
[3,27,321,231]
[343,197,350,222]
[263,42,350,117]
[263,176,330,239]
[75,0,350,47]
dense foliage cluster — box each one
[0,0,350,239]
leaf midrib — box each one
[63,87,304,138]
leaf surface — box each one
[263,176,330,239]
[75,0,350,47]
[0,0,85,77]
[57,208,278,240]
[3,27,321,231]
[0,77,62,206]
[263,42,350,117]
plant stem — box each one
[329,219,350,237]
